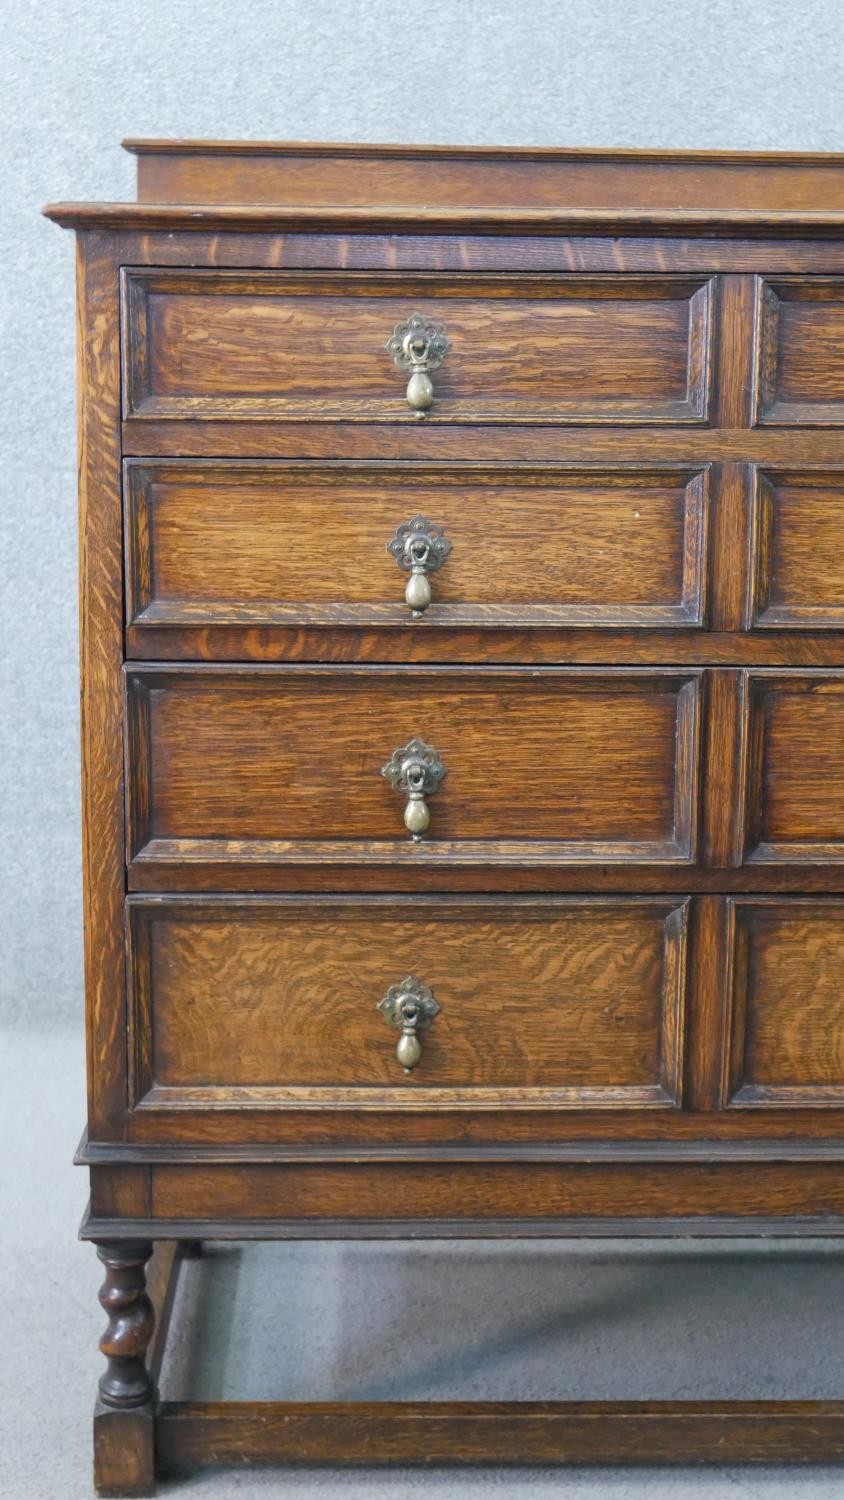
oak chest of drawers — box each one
[47,141,844,1493]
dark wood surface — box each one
[93,1241,155,1496]
[44,202,844,239]
[122,139,844,214]
[76,235,128,1141]
[81,1211,844,1239]
[746,672,844,863]
[121,892,844,1130]
[751,469,844,629]
[727,899,844,1106]
[48,143,844,1487]
[96,1241,155,1408]
[757,278,844,425]
[156,1398,844,1467]
[147,1158,844,1222]
[126,665,700,869]
[124,460,708,631]
[127,895,686,1111]
[121,269,712,426]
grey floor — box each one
[3,1032,844,1498]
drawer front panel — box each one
[125,461,709,632]
[727,900,844,1107]
[129,896,687,1111]
[122,270,713,426]
[746,672,844,863]
[750,469,844,629]
[126,666,701,872]
[757,279,844,425]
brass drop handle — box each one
[385,313,451,417]
[378,976,440,1072]
[387,516,451,615]
[382,737,446,839]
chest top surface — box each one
[45,139,844,234]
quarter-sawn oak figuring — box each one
[45,141,844,1494]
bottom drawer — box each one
[726,899,844,1108]
[128,896,688,1114]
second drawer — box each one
[124,460,709,634]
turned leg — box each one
[93,1240,156,1498]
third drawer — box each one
[125,664,844,886]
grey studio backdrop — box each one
[2,0,843,1028]
[6,11,844,1499]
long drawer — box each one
[121,270,713,427]
[127,895,688,1115]
[125,665,701,882]
[124,460,709,632]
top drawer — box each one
[121,270,714,427]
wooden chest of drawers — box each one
[47,142,844,1493]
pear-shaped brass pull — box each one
[382,738,446,840]
[378,976,440,1072]
[387,516,451,615]
[385,313,451,417]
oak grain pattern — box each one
[684,896,732,1111]
[728,900,844,1105]
[51,143,844,1494]
[150,1159,844,1220]
[713,276,756,429]
[700,670,750,870]
[88,225,844,276]
[93,1405,154,1498]
[746,672,844,860]
[76,233,127,1141]
[125,626,844,669]
[757,278,844,424]
[47,202,844,242]
[125,141,844,213]
[708,463,751,632]
[125,1098,844,1147]
[750,469,844,628]
[90,1166,151,1218]
[44,194,844,297]
[128,897,686,1108]
[124,461,707,629]
[121,419,844,465]
[125,862,844,897]
[153,1397,844,1468]
[121,270,712,425]
[125,666,700,862]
